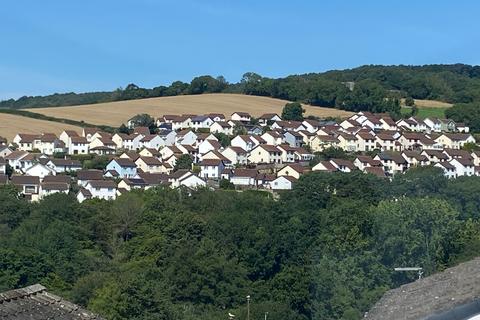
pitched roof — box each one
[111,158,136,167]
[77,169,104,181]
[0,284,103,319]
[48,159,82,167]
[364,166,386,178]
[137,156,162,166]
[330,158,355,169]
[42,175,71,184]
[377,152,407,164]
[137,172,169,185]
[232,169,258,178]
[11,175,40,185]
[365,258,480,320]
[199,159,223,166]
[87,180,117,188]
[70,136,88,144]
[41,182,70,191]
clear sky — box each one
[1,0,479,100]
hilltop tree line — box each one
[3,64,480,116]
[1,167,480,319]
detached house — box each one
[231,112,251,122]
[106,158,137,178]
[258,113,281,126]
[68,137,89,155]
[47,159,82,173]
[329,158,355,173]
[270,175,296,190]
[449,158,475,177]
[374,152,407,176]
[199,159,225,179]
[248,145,282,164]
[277,164,306,179]
[210,122,234,135]
[11,175,40,201]
[84,180,117,201]
[135,156,163,173]
[221,146,248,165]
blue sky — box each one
[1,0,479,100]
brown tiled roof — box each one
[233,169,258,178]
[199,159,223,166]
[356,155,382,167]
[71,136,88,144]
[41,182,69,191]
[364,166,386,178]
[17,134,39,143]
[112,158,136,167]
[330,158,355,169]
[48,159,81,166]
[77,169,104,181]
[11,175,40,185]
[88,180,116,188]
[42,175,71,184]
[137,156,162,166]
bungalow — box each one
[258,113,281,126]
[168,170,206,189]
[294,148,314,162]
[210,122,234,135]
[46,159,82,173]
[137,172,169,188]
[230,169,259,187]
[270,176,296,190]
[199,159,225,179]
[11,175,40,201]
[271,120,305,132]
[277,164,306,179]
[456,123,469,133]
[84,180,117,201]
[135,156,163,173]
[221,146,248,165]
[106,158,137,178]
[90,146,116,155]
[248,144,282,164]
[231,112,251,122]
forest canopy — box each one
[2,64,480,116]
[1,167,480,320]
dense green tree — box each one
[174,154,193,171]
[282,102,305,121]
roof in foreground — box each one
[365,257,480,320]
[0,284,103,319]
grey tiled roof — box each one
[0,284,103,319]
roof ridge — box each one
[0,284,46,302]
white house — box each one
[270,176,296,190]
[84,180,117,201]
[248,145,282,164]
[24,163,56,180]
[198,139,223,156]
[231,112,251,122]
[221,146,248,165]
[199,159,225,179]
[68,137,89,155]
[210,122,234,135]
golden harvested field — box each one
[0,113,80,141]
[26,93,353,126]
[413,99,453,108]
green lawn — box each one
[401,106,448,119]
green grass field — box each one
[401,106,448,119]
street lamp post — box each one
[246,295,251,320]
[264,311,269,320]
